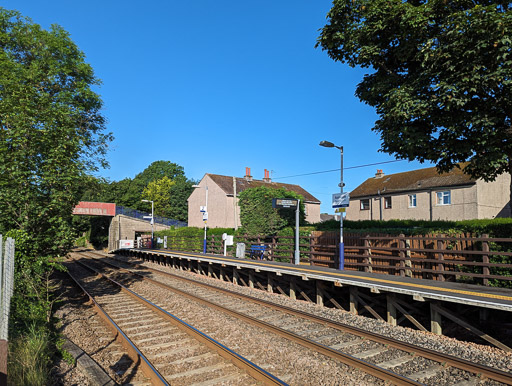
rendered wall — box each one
[346,185,480,221]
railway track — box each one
[66,256,286,385]
[73,250,512,385]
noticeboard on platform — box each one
[272,198,299,209]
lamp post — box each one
[319,140,345,270]
[193,184,208,254]
[141,199,154,248]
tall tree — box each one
[0,8,112,256]
[142,176,176,218]
[317,1,512,204]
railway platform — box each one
[116,247,512,352]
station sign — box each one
[73,202,116,216]
[272,198,299,209]
[119,240,134,249]
[332,192,350,208]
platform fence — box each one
[151,232,512,287]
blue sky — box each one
[6,0,430,214]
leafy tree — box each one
[0,9,111,380]
[134,160,186,186]
[238,186,305,236]
[142,176,176,217]
[168,175,195,221]
[317,1,512,204]
[0,8,112,257]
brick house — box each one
[346,165,511,221]
[188,168,321,228]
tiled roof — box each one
[350,164,476,198]
[206,174,320,203]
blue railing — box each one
[116,206,187,228]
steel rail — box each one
[82,253,421,386]
[65,267,169,385]
[94,252,512,385]
[72,257,287,386]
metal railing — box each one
[116,206,187,228]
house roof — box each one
[350,164,476,198]
[206,174,320,203]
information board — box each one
[332,192,350,208]
[272,198,299,209]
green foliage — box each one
[78,161,195,221]
[318,1,512,199]
[238,186,305,236]
[311,218,512,236]
[8,324,52,386]
[56,338,75,366]
[142,176,176,217]
[0,8,112,257]
[0,8,112,383]
[6,230,65,333]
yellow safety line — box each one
[145,249,512,302]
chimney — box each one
[375,169,385,178]
[263,169,271,183]
[244,167,253,181]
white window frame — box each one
[408,194,417,208]
[384,196,392,209]
[360,199,370,210]
[436,190,451,205]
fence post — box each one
[399,234,405,277]
[271,235,276,261]
[437,236,445,282]
[309,235,314,266]
[363,235,371,273]
[482,234,490,286]
[404,235,412,278]
[1,236,15,385]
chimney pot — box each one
[244,167,253,181]
[263,169,271,183]
[375,169,385,178]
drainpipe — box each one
[378,190,383,221]
[429,190,433,221]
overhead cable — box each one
[273,160,404,180]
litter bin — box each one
[236,243,246,258]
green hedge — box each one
[313,218,512,237]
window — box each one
[436,191,451,205]
[408,194,417,208]
[384,196,392,209]
[360,199,370,210]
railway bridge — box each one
[72,201,186,250]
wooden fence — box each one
[156,232,512,286]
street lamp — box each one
[319,140,345,270]
[141,199,154,248]
[192,184,208,254]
